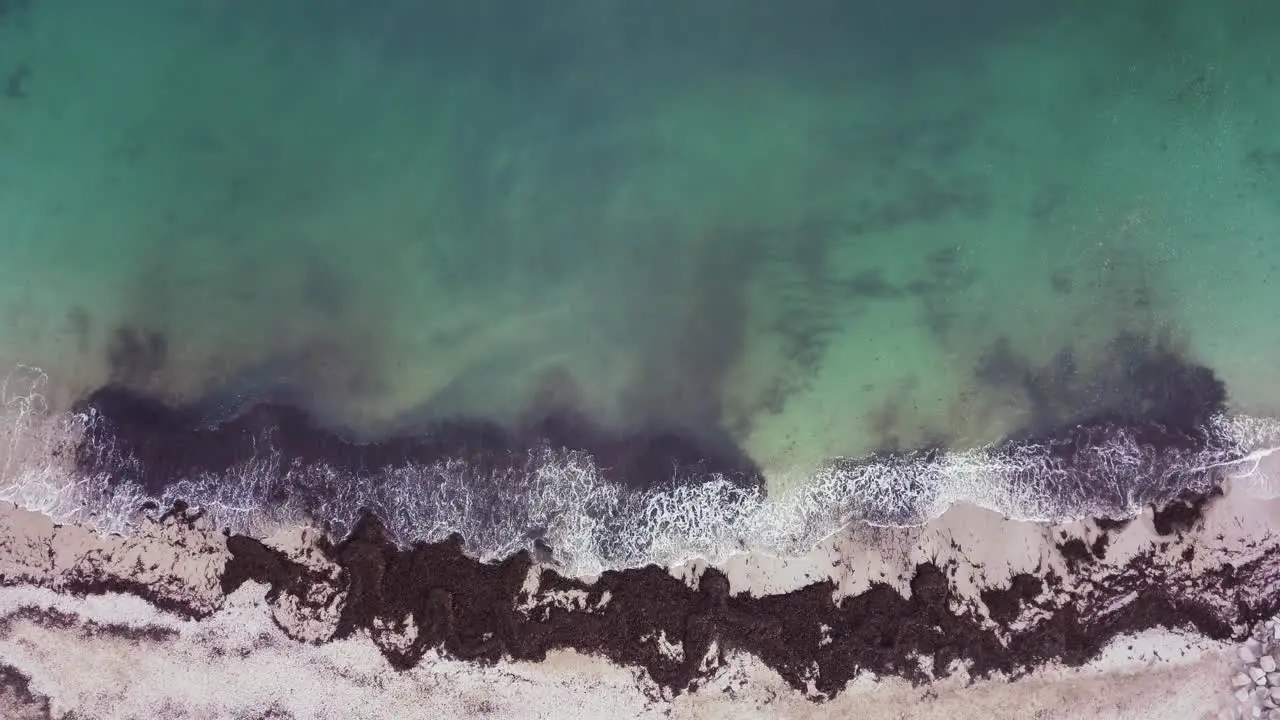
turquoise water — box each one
[2,0,1279,493]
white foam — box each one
[1226,446,1280,500]
[4,367,1280,577]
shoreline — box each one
[35,368,1260,576]
[2,469,1278,716]
[1,367,1277,716]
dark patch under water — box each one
[74,314,1231,530]
[105,326,168,388]
[975,329,1226,448]
[73,384,765,497]
[825,328,1231,523]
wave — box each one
[3,365,1279,577]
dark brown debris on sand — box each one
[1152,486,1225,535]
[212,500,1279,701]
[0,663,52,720]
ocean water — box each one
[3,1,1280,574]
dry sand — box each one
[2,475,1277,719]
[0,581,1239,719]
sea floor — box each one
[2,1,1279,484]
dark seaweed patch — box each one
[979,573,1044,624]
[973,330,1226,446]
[963,331,1231,518]
[1029,182,1071,223]
[1153,486,1224,536]
[1091,532,1110,560]
[620,227,756,433]
[1094,516,1132,532]
[862,377,929,454]
[848,175,990,237]
[0,605,178,643]
[105,326,168,388]
[1244,147,1280,175]
[73,382,764,498]
[64,307,91,355]
[842,269,904,300]
[300,257,348,318]
[0,663,51,719]
[726,222,848,432]
[1049,270,1074,295]
[905,246,978,345]
[3,61,29,100]
[215,504,1269,700]
[0,0,30,27]
[1057,538,1093,573]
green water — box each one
[1,1,1278,480]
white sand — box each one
[0,502,228,615]
[672,480,1279,648]
[0,581,1238,719]
[3,479,1278,718]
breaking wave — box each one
[3,366,1279,576]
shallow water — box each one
[2,1,1280,571]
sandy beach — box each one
[2,464,1278,719]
